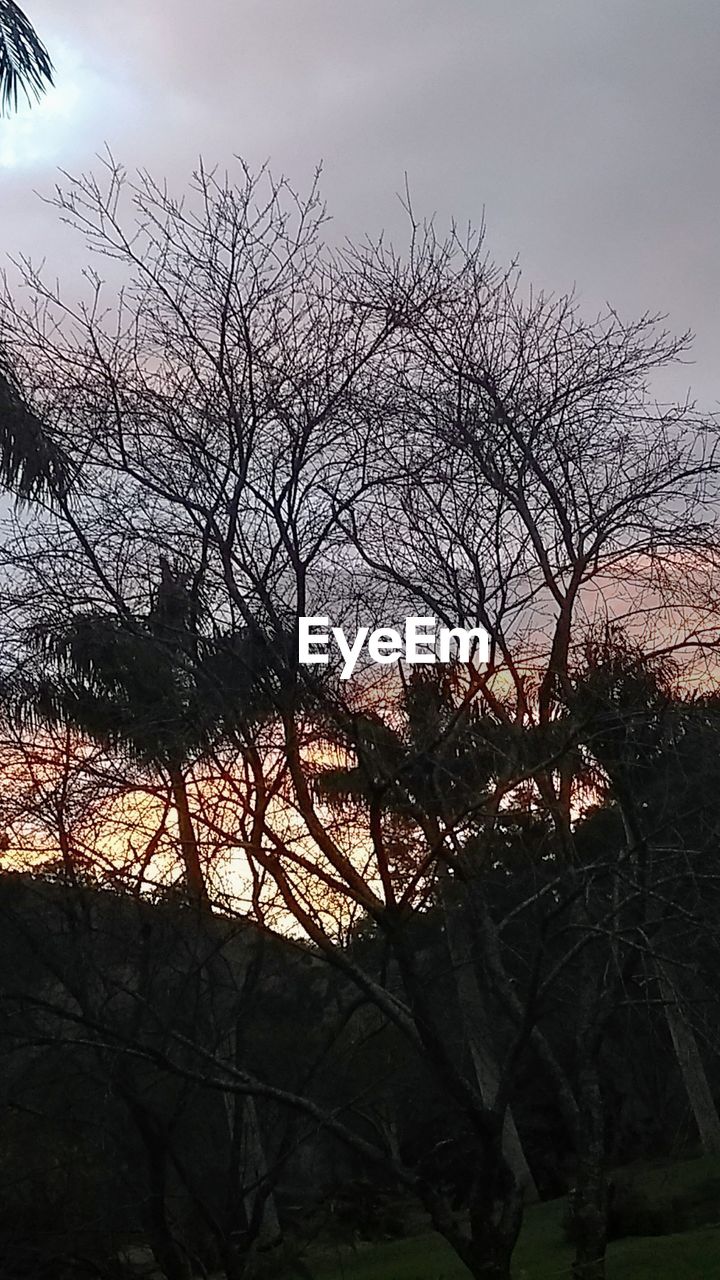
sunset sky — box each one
[1,1,719,409]
[2,11,719,1264]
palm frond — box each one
[0,1,53,115]
[0,371,70,501]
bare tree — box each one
[0,159,719,1279]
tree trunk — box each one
[571,1065,607,1280]
[657,961,720,1155]
[391,920,525,1279]
[126,1099,192,1280]
[168,766,208,905]
[239,1095,282,1247]
[222,1018,282,1262]
[423,1155,522,1280]
[467,1161,524,1279]
[440,878,539,1203]
[617,796,720,1154]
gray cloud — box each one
[2,0,719,403]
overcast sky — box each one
[2,1,719,405]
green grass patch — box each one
[608,1154,720,1238]
[305,1156,720,1279]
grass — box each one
[305,1156,720,1279]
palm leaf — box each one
[0,1,53,115]
[0,370,70,501]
